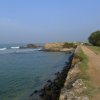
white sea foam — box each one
[33,48,42,51]
[0,48,7,50]
[11,46,20,49]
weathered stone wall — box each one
[59,47,89,100]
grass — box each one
[75,47,89,80]
[87,46,100,54]
[75,47,98,98]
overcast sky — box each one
[0,0,100,43]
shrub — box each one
[63,42,76,48]
[88,31,100,46]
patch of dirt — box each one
[92,94,100,100]
[81,46,100,100]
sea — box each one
[0,44,71,100]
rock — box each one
[44,42,74,52]
[81,96,89,100]
[59,56,89,100]
[44,43,64,51]
[59,47,89,100]
[20,44,38,49]
[67,96,89,100]
[26,44,37,48]
[47,80,52,83]
[72,79,86,89]
[34,90,38,93]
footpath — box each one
[81,46,100,100]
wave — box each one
[33,48,42,51]
[13,50,34,54]
[10,46,20,49]
[11,48,42,54]
[0,47,42,54]
[0,48,7,51]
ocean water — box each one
[0,44,71,100]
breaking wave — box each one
[0,48,7,51]
[10,46,20,49]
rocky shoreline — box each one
[29,52,75,100]
[28,46,89,100]
[59,47,89,100]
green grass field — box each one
[87,46,100,54]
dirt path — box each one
[81,46,100,100]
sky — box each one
[0,0,100,43]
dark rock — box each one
[29,53,74,100]
[26,44,37,48]
[34,90,38,93]
[47,80,52,83]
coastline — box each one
[0,44,72,100]
[59,46,89,100]
[29,51,75,100]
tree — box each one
[88,31,100,46]
[63,42,77,48]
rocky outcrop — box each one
[29,46,89,100]
[29,53,74,100]
[26,44,37,48]
[59,48,89,100]
[59,66,89,100]
[44,43,64,51]
[44,43,74,52]
[20,44,38,49]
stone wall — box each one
[59,47,89,100]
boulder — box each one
[26,44,37,48]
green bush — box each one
[88,31,100,46]
[63,42,76,48]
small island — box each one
[20,44,38,49]
[43,42,77,52]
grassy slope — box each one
[75,47,88,79]
[87,46,100,54]
[75,47,98,98]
